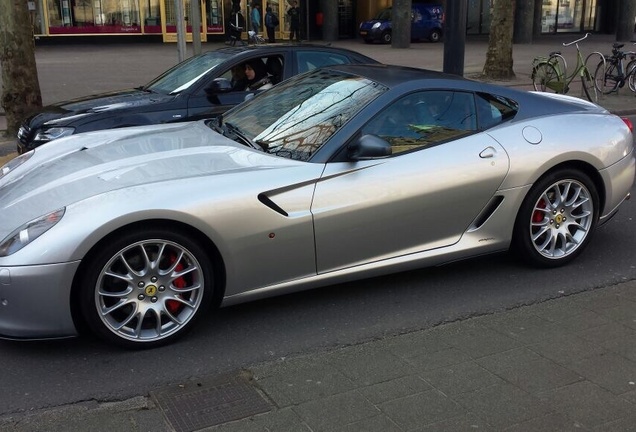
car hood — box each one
[360,20,388,30]
[25,88,175,128]
[0,121,307,240]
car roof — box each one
[319,63,469,87]
[212,43,377,60]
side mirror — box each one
[206,78,233,95]
[348,134,392,160]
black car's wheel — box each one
[381,31,392,44]
[513,169,599,268]
[429,29,441,42]
[79,228,214,348]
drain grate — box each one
[152,372,271,432]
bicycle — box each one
[531,33,604,102]
[593,42,636,95]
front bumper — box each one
[359,28,383,41]
[0,261,80,339]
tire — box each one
[581,67,597,102]
[626,59,636,93]
[512,169,599,268]
[594,60,618,94]
[79,228,214,348]
[532,62,560,93]
[428,29,441,43]
[381,31,391,44]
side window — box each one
[476,92,518,130]
[296,51,349,74]
[361,91,477,154]
[218,56,285,91]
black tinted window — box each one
[476,93,518,130]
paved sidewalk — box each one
[1,35,636,431]
[2,280,636,431]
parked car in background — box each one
[1,64,633,348]
[16,44,378,154]
[359,3,444,44]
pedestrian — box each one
[251,3,261,37]
[265,6,279,43]
[287,0,300,42]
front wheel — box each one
[512,169,599,268]
[428,29,441,43]
[532,62,560,93]
[79,228,215,348]
[381,31,392,44]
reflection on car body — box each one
[1,65,633,348]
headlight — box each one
[0,151,33,181]
[33,127,75,143]
[0,208,65,257]
[372,22,381,29]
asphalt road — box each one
[0,153,635,414]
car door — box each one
[311,90,510,273]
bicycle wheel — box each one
[627,59,636,93]
[581,67,597,102]
[594,60,619,94]
[532,62,562,93]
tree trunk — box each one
[616,0,636,42]
[391,0,411,49]
[0,0,42,138]
[482,0,516,79]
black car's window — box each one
[476,93,519,130]
[218,55,285,91]
[296,51,349,74]
[146,51,232,94]
[362,90,477,154]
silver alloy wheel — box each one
[529,179,593,259]
[95,239,204,342]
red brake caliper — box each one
[532,199,546,224]
[166,256,186,315]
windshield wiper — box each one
[224,122,264,151]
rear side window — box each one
[296,51,349,74]
[476,93,518,130]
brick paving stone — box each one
[430,322,524,359]
[568,352,636,395]
[501,413,590,432]
[291,391,379,432]
[528,333,608,366]
[356,375,431,405]
[535,381,635,428]
[419,361,504,396]
[379,390,465,430]
[415,413,491,431]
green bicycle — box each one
[531,33,604,102]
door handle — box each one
[479,146,496,159]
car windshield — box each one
[374,8,391,20]
[221,69,387,161]
[145,51,232,94]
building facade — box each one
[27,0,617,42]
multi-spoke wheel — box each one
[513,169,599,267]
[532,62,560,93]
[79,228,214,348]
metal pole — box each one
[191,0,202,55]
[442,0,468,76]
[175,0,187,62]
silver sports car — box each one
[1,65,634,348]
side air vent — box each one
[470,195,504,230]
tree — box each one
[482,0,515,79]
[392,0,411,48]
[0,0,42,138]
[616,0,636,42]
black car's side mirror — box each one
[348,134,392,160]
[206,78,233,95]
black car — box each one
[17,44,378,154]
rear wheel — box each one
[79,228,214,348]
[594,60,619,94]
[627,59,636,93]
[381,31,392,44]
[512,169,598,268]
[532,62,560,93]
